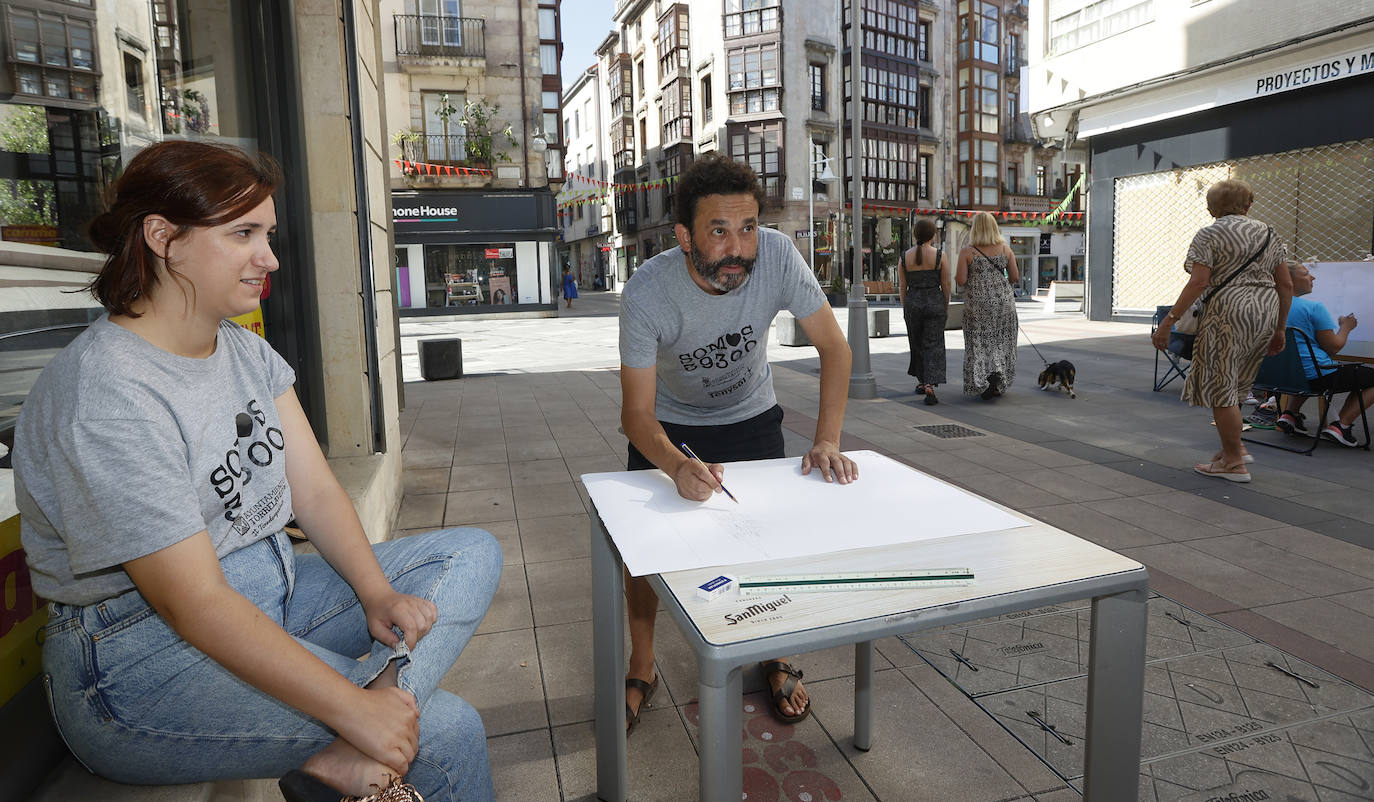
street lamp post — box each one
[808,143,836,271]
[847,0,877,399]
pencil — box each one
[678,442,739,503]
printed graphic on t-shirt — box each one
[676,324,758,372]
[677,325,760,401]
[208,398,288,535]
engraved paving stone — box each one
[1135,709,1374,802]
[982,642,1374,779]
[901,596,1253,697]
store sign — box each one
[1253,48,1374,97]
[1080,42,1374,139]
[796,230,815,239]
[392,205,460,222]
[485,247,514,259]
[1,225,60,246]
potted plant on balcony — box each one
[460,98,518,169]
[391,128,423,172]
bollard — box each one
[418,338,463,380]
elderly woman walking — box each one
[1151,179,1292,482]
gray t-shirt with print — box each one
[14,316,297,606]
[619,226,826,425]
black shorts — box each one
[1312,364,1374,394]
[627,404,786,471]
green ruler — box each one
[736,569,975,595]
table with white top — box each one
[586,452,1149,802]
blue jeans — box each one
[41,528,502,801]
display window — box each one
[423,243,519,307]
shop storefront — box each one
[2,3,402,795]
[392,190,559,315]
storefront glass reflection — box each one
[2,0,262,436]
[1,0,257,251]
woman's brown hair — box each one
[913,218,937,266]
[87,141,282,316]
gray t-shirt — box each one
[619,226,826,425]
[14,316,297,606]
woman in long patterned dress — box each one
[1151,179,1292,482]
[956,212,1020,399]
[899,218,952,404]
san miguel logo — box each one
[678,325,758,372]
[724,594,793,626]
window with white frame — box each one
[419,0,462,47]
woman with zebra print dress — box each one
[1151,179,1292,483]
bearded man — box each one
[616,152,858,734]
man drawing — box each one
[617,153,858,732]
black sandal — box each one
[624,674,659,735]
[759,660,811,724]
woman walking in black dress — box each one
[899,218,952,404]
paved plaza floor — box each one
[30,289,1374,801]
[389,290,1374,801]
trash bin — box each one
[418,338,463,380]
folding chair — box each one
[1152,305,1189,391]
[1243,327,1371,454]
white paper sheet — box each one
[1307,262,1374,359]
[582,450,1029,576]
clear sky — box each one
[560,0,616,93]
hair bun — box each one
[85,211,125,255]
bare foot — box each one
[764,660,809,718]
[301,739,399,798]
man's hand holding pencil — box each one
[672,442,731,502]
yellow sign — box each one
[0,515,46,705]
[229,305,265,338]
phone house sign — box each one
[393,205,459,221]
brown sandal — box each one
[760,660,811,724]
[624,674,659,735]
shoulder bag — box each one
[1173,227,1273,336]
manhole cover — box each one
[913,424,985,439]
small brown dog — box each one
[1037,360,1077,399]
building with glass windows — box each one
[1029,0,1374,321]
[559,62,614,291]
[567,0,1083,298]
[381,0,565,317]
[1,1,409,795]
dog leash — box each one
[1017,321,1051,366]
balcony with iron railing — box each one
[401,133,471,166]
[1003,113,1036,144]
[394,14,485,60]
[1003,190,1053,213]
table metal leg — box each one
[854,640,874,751]
[590,506,627,802]
[1083,586,1148,802]
[697,663,744,802]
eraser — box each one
[696,574,735,601]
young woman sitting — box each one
[13,141,501,802]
